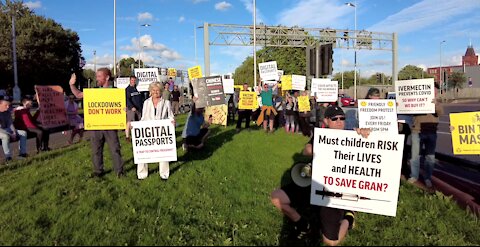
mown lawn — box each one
[0,115,479,246]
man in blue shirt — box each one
[125,76,144,141]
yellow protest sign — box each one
[298,96,311,112]
[205,104,228,126]
[188,66,203,80]
[168,68,177,77]
[84,89,126,130]
[238,91,258,110]
[281,75,292,90]
[450,111,480,155]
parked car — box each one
[339,94,355,106]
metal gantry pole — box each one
[204,22,210,76]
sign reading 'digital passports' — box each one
[358,99,398,133]
[83,89,126,130]
[450,111,480,155]
[311,128,404,217]
[258,61,278,81]
[34,85,68,128]
[134,68,160,92]
[395,78,435,114]
[131,119,177,164]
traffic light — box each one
[321,43,333,76]
[376,73,380,82]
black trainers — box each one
[293,217,311,240]
[344,211,356,230]
[90,172,105,178]
[18,153,28,159]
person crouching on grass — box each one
[183,97,212,151]
[271,106,371,246]
[136,82,175,180]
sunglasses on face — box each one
[330,116,346,121]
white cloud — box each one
[240,0,264,23]
[178,16,185,23]
[215,1,232,11]
[23,1,42,9]
[368,0,480,34]
[137,12,153,22]
[120,35,182,66]
[276,0,351,28]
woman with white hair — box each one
[137,82,175,180]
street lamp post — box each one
[4,6,21,102]
[439,40,446,93]
[113,0,116,77]
[137,23,151,68]
[346,1,357,100]
[253,0,257,88]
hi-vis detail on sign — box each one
[311,128,404,217]
[83,89,126,130]
[258,61,278,81]
[395,78,435,114]
[131,120,177,164]
[358,100,398,133]
[134,68,160,92]
[450,111,480,155]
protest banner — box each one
[277,70,284,79]
[115,77,130,89]
[83,88,126,130]
[134,68,160,92]
[281,75,292,90]
[258,61,278,81]
[311,128,404,217]
[131,119,177,164]
[34,85,68,128]
[298,96,311,112]
[395,78,435,114]
[168,68,177,78]
[292,75,306,91]
[358,100,398,133]
[191,78,208,108]
[310,78,321,96]
[205,76,226,106]
[450,111,480,155]
[188,66,203,80]
[205,104,228,126]
[223,79,234,94]
[160,68,167,76]
[313,79,338,102]
[238,91,259,110]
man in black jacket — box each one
[125,76,144,141]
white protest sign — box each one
[115,77,130,89]
[258,61,278,81]
[292,75,306,91]
[311,128,404,217]
[134,68,160,92]
[358,100,398,133]
[277,70,284,79]
[313,79,338,102]
[131,119,177,164]
[395,78,435,114]
[223,78,234,94]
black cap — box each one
[324,106,345,119]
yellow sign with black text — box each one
[450,111,480,155]
[84,89,126,130]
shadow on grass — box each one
[0,141,89,174]
[170,127,237,176]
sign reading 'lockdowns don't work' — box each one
[83,88,126,130]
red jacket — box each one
[14,106,38,130]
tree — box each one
[448,71,466,91]
[333,70,355,89]
[82,69,95,87]
[398,65,433,80]
[0,0,83,95]
[118,57,139,77]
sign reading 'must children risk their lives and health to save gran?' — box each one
[131,119,177,164]
[358,99,398,133]
[83,88,126,130]
[395,78,435,114]
[311,128,404,217]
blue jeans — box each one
[0,129,27,158]
[410,132,437,180]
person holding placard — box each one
[408,85,443,188]
[137,82,175,180]
[271,106,370,246]
[69,69,124,178]
[284,93,296,134]
[14,98,51,153]
[125,76,144,141]
[236,83,252,133]
[297,91,312,137]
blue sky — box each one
[24,0,480,78]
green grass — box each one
[0,114,479,246]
